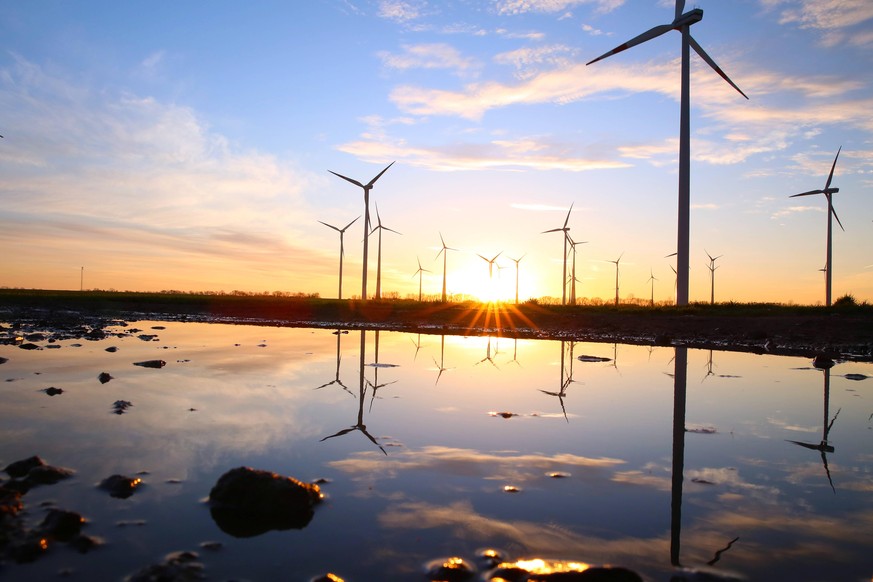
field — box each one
[2,288,872,360]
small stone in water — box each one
[112,400,133,414]
[105,346,119,353]
[98,372,113,384]
[503,485,521,493]
[133,360,165,368]
[547,472,571,479]
[424,556,476,581]
[42,387,64,396]
[98,474,142,498]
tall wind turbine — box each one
[370,202,401,300]
[328,161,395,300]
[319,216,360,300]
[508,254,526,305]
[542,203,573,305]
[412,256,430,302]
[607,253,624,307]
[436,232,459,302]
[587,1,748,306]
[790,147,844,306]
[705,250,722,305]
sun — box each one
[454,262,512,303]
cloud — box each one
[378,0,429,23]
[378,43,480,76]
[494,44,578,80]
[494,0,625,16]
[0,56,331,292]
[774,0,873,47]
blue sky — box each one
[1,0,871,304]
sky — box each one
[1,0,872,305]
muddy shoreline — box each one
[2,291,872,361]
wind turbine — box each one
[508,254,526,305]
[477,251,502,279]
[789,147,843,306]
[607,253,624,307]
[435,232,459,302]
[568,234,588,306]
[647,269,658,307]
[542,203,573,305]
[319,216,360,300]
[328,161,395,300]
[370,202,401,300]
[705,250,722,305]
[412,256,430,302]
[587,1,748,306]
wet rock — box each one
[8,536,48,563]
[24,464,75,486]
[502,485,521,493]
[42,387,64,396]
[133,359,166,368]
[137,334,158,342]
[5,456,46,478]
[99,474,142,499]
[68,534,103,554]
[0,484,24,517]
[208,466,323,537]
[125,550,205,582]
[105,346,119,353]
[18,343,41,350]
[0,357,7,364]
[577,355,612,363]
[547,472,571,479]
[98,372,113,384]
[39,508,85,541]
[112,400,133,414]
[844,373,868,381]
[424,556,476,581]
[311,574,345,582]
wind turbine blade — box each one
[342,216,360,231]
[366,161,395,188]
[328,170,365,188]
[384,226,402,235]
[830,203,845,231]
[586,24,674,66]
[825,146,841,191]
[688,35,749,100]
[675,0,686,21]
[477,254,488,262]
[790,189,825,198]
[542,227,564,234]
[563,202,574,228]
[319,220,341,233]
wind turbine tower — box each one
[542,203,573,305]
[587,1,747,306]
[436,232,458,302]
[705,250,722,305]
[790,147,844,306]
[370,202,401,300]
[509,254,526,305]
[413,257,430,302]
[328,161,395,300]
[608,253,624,307]
[319,216,360,300]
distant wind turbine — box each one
[587,0,748,306]
[370,202,401,300]
[319,216,360,300]
[508,254,526,305]
[477,251,502,279]
[435,232,459,302]
[647,269,658,307]
[705,250,722,305]
[568,234,587,306]
[607,253,624,307]
[328,161,395,300]
[412,256,430,302]
[789,147,844,306]
[542,203,573,305]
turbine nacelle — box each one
[673,8,703,28]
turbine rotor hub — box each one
[673,8,703,27]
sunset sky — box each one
[1,0,871,305]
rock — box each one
[133,359,166,368]
[39,508,85,541]
[98,372,113,384]
[208,467,323,537]
[125,550,205,582]
[24,464,75,486]
[424,556,476,581]
[812,355,835,369]
[112,400,133,414]
[5,456,46,479]
[42,387,64,396]
[577,355,612,363]
[99,474,142,499]
[0,357,8,364]
[18,343,41,350]
[105,346,119,353]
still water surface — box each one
[1,320,871,580]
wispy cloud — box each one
[378,0,430,23]
[774,0,873,47]
[378,43,481,76]
[494,0,625,16]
